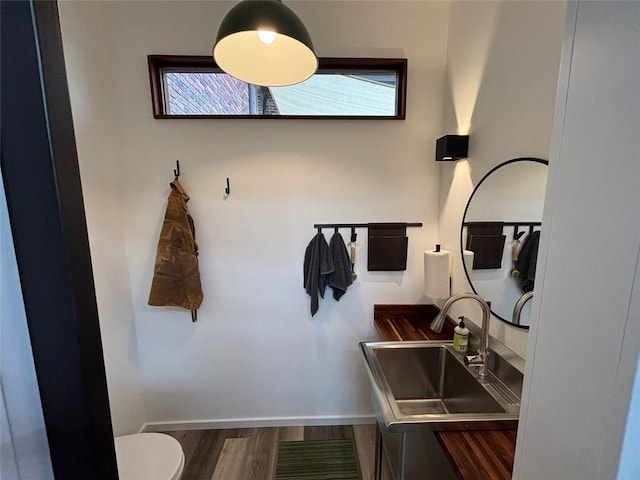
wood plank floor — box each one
[163,424,389,480]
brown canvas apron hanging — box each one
[148,180,203,321]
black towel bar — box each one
[463,221,541,239]
[313,222,422,230]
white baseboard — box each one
[142,414,376,432]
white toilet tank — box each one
[114,433,184,480]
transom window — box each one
[148,56,407,119]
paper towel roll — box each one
[463,250,475,275]
[424,249,450,299]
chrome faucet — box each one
[512,291,534,326]
[429,292,492,377]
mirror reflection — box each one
[461,158,548,328]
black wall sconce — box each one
[435,135,469,161]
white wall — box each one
[1,177,54,479]
[438,0,566,356]
[59,0,449,428]
[58,3,146,435]
[514,1,640,478]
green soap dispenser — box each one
[453,316,469,353]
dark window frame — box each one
[148,55,407,120]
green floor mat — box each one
[273,439,361,480]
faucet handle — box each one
[465,354,484,366]
[465,351,490,377]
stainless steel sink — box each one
[360,340,521,432]
[361,340,522,479]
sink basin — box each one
[360,341,521,432]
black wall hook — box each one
[225,178,230,195]
[173,160,180,179]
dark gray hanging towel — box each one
[516,230,540,292]
[465,222,505,269]
[328,231,353,300]
[303,232,335,316]
[367,223,408,271]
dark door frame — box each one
[1,1,118,478]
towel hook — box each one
[514,227,525,240]
[225,177,230,195]
[350,227,357,244]
[173,160,180,180]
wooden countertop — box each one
[374,304,455,342]
[373,305,517,480]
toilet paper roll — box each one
[463,250,475,276]
[424,250,450,299]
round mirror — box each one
[460,158,548,328]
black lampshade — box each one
[213,0,317,87]
[435,135,469,161]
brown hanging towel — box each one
[465,221,506,269]
[367,223,408,271]
[148,179,203,321]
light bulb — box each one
[257,30,276,44]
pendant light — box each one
[213,0,317,87]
